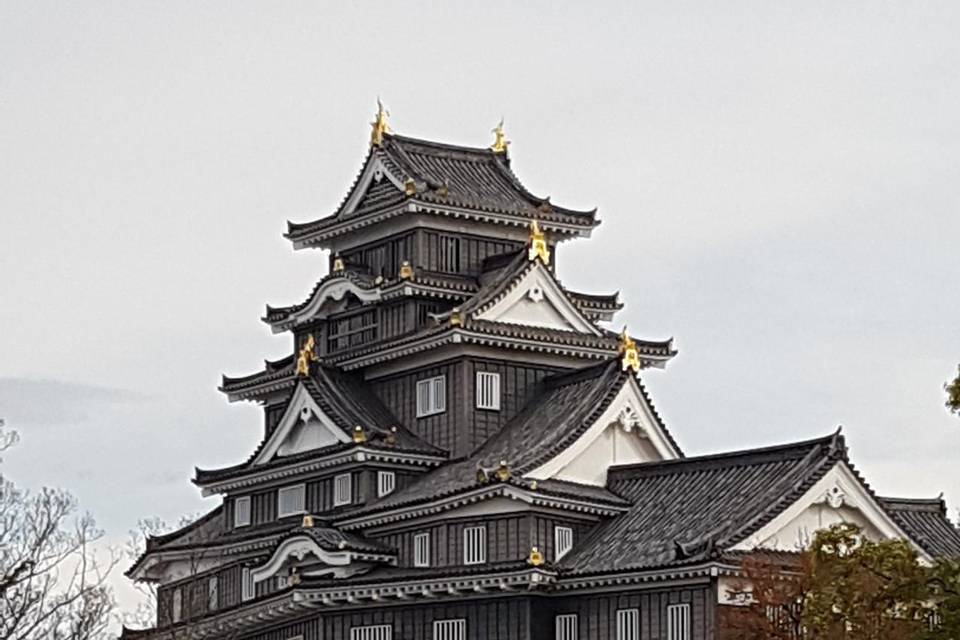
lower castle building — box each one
[123,109,960,640]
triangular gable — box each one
[339,153,406,218]
[730,461,932,562]
[253,383,351,464]
[474,261,601,335]
[526,377,681,486]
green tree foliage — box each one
[946,365,960,417]
[720,523,960,640]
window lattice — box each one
[667,603,690,640]
[416,376,446,417]
[277,485,305,518]
[555,525,574,561]
[463,525,486,565]
[475,371,501,410]
[334,473,352,507]
[555,614,578,640]
[616,608,639,640]
[433,619,466,640]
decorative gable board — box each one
[527,377,681,486]
[277,279,382,332]
[730,461,932,562]
[340,155,406,218]
[474,262,601,335]
[253,384,351,464]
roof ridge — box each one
[608,432,844,480]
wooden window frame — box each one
[233,495,251,528]
[616,608,640,640]
[667,603,691,640]
[377,470,396,497]
[555,613,578,640]
[463,525,486,565]
[334,473,352,507]
[475,371,501,410]
[413,532,430,567]
[277,484,305,518]
[416,375,446,418]
[554,525,574,561]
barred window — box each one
[234,496,251,527]
[377,471,396,497]
[433,619,466,640]
[207,576,218,611]
[350,625,392,640]
[555,525,574,560]
[616,608,639,640]
[475,371,501,410]
[277,484,305,518]
[416,376,446,417]
[414,532,430,567]
[334,473,352,507]
[463,525,486,565]
[555,614,577,640]
[667,604,690,640]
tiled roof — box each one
[879,496,960,558]
[286,133,598,243]
[559,433,848,575]
[345,360,673,518]
[197,367,442,485]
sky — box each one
[1,0,959,616]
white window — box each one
[616,609,639,640]
[463,525,486,565]
[334,473,352,506]
[414,532,430,567]
[433,619,466,640]
[350,625,392,640]
[475,371,501,410]
[377,470,396,497]
[171,587,182,622]
[555,614,577,640]
[277,484,305,518]
[234,496,251,527]
[207,576,218,611]
[555,525,574,561]
[667,604,690,640]
[276,575,288,590]
[416,375,446,417]
[241,567,254,602]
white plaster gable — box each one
[730,461,932,562]
[254,384,351,465]
[474,261,600,335]
[526,377,681,486]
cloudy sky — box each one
[2,0,958,614]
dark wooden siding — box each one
[464,359,563,454]
[371,514,529,568]
[316,598,531,640]
[420,230,521,276]
[532,585,714,640]
[264,401,287,438]
[341,232,415,279]
[371,361,463,454]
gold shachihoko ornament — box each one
[490,119,509,154]
[527,220,550,264]
[370,98,390,147]
[618,328,641,373]
[296,335,318,377]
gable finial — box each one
[618,327,641,373]
[490,118,510,153]
[352,425,367,444]
[370,97,390,147]
[295,334,318,377]
[527,220,551,264]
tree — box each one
[945,365,960,417]
[720,523,959,640]
[0,419,116,640]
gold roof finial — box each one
[490,118,510,154]
[527,220,551,264]
[449,308,462,327]
[295,334,318,377]
[618,327,641,373]
[495,460,511,482]
[332,255,345,272]
[527,546,545,567]
[352,425,367,444]
[370,98,390,147]
[398,260,415,280]
[301,514,314,529]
